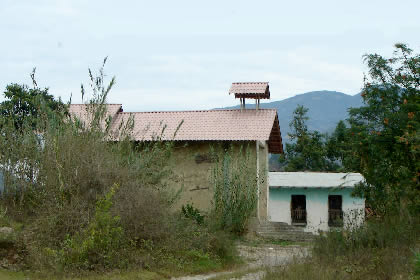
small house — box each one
[268,172,365,233]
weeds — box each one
[264,215,419,280]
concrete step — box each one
[258,223,306,232]
[255,221,315,242]
[257,230,313,236]
[256,231,314,242]
[257,226,304,232]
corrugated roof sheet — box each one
[269,172,364,188]
[69,105,284,154]
[69,104,122,128]
[229,82,270,99]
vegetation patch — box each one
[0,60,240,277]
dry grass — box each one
[264,216,419,280]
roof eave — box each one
[267,113,283,154]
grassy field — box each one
[0,269,165,280]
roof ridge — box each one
[232,82,269,84]
[117,108,277,114]
[70,103,122,105]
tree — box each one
[0,72,66,130]
[348,43,419,214]
[325,120,360,172]
[280,105,339,171]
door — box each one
[328,195,343,227]
[291,195,307,225]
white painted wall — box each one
[269,188,365,233]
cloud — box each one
[0,0,419,110]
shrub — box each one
[182,204,204,225]
[113,184,173,242]
[59,184,126,270]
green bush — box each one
[182,204,204,225]
[60,184,126,270]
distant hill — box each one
[222,90,363,142]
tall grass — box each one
[265,215,419,280]
[210,145,259,235]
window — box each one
[328,195,343,227]
[291,195,307,225]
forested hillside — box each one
[222,90,363,142]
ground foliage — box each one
[264,215,419,280]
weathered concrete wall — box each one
[168,141,221,212]
[269,188,365,233]
[257,141,269,221]
[168,141,269,220]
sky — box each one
[1,0,419,112]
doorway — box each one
[328,195,343,227]
[291,195,307,225]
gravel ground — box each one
[171,244,310,280]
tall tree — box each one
[348,43,419,214]
[0,75,66,130]
[280,105,339,171]
[325,120,360,172]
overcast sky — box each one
[1,0,419,111]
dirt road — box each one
[172,244,309,280]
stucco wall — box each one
[169,141,222,212]
[269,187,365,233]
[169,141,269,220]
[257,141,269,221]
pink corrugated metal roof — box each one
[229,82,270,99]
[69,105,283,153]
[111,109,276,141]
[69,104,122,126]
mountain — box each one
[222,90,363,142]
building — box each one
[69,82,283,221]
[268,172,365,233]
[69,82,366,234]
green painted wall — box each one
[269,187,365,233]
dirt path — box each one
[171,244,309,280]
